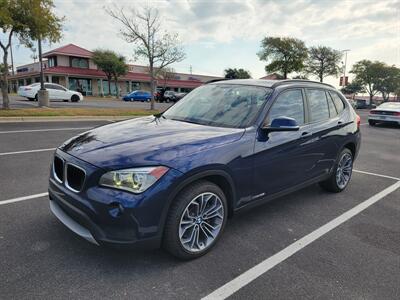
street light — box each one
[341,49,350,87]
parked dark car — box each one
[123,90,151,102]
[49,79,361,260]
[355,99,376,109]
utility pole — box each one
[189,65,192,75]
[37,37,49,107]
[341,49,350,87]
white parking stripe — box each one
[0,148,55,156]
[0,127,92,134]
[0,192,48,205]
[353,169,400,181]
[360,123,368,126]
[202,180,400,300]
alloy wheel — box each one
[336,152,353,189]
[178,192,224,253]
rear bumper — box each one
[368,115,400,124]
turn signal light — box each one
[356,114,361,128]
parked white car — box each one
[368,102,400,126]
[18,83,83,102]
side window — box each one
[326,92,338,118]
[44,83,52,89]
[306,89,329,122]
[52,84,64,91]
[267,89,305,125]
[329,92,345,113]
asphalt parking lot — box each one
[0,110,399,299]
[0,95,172,110]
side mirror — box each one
[263,117,300,133]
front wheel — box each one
[71,95,80,102]
[163,181,227,260]
[320,148,353,193]
[368,120,376,126]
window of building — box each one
[70,57,89,69]
[267,89,305,125]
[329,91,345,114]
[307,89,330,122]
[69,78,92,95]
[48,56,57,68]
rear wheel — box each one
[28,97,34,101]
[320,148,353,193]
[163,180,227,260]
[368,120,376,126]
[71,95,80,102]
[34,94,38,101]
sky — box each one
[4,0,400,88]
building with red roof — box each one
[8,44,221,96]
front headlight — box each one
[99,166,169,193]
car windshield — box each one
[163,84,271,128]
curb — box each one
[0,116,138,123]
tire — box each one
[71,95,80,102]
[163,180,228,260]
[368,120,376,126]
[34,94,38,101]
[319,148,353,193]
[28,97,34,101]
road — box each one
[0,111,399,299]
[0,94,172,110]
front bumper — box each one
[49,149,183,248]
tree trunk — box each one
[1,49,10,110]
[107,75,112,96]
[149,64,155,110]
[369,93,374,105]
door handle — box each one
[301,131,312,138]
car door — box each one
[253,88,319,197]
[303,88,340,179]
[52,84,67,100]
[44,83,57,100]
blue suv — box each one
[49,79,361,259]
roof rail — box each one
[271,79,335,89]
[205,78,231,84]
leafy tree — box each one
[0,0,63,109]
[107,6,186,109]
[340,80,365,96]
[224,68,251,79]
[350,60,387,103]
[257,37,308,79]
[375,65,400,102]
[305,46,342,82]
[92,50,128,97]
[292,75,309,80]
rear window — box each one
[329,92,345,113]
[326,92,338,118]
[306,89,330,122]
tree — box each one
[92,50,128,97]
[350,60,386,103]
[224,68,251,79]
[305,46,342,82]
[340,80,365,97]
[257,37,308,79]
[292,75,309,80]
[158,67,175,89]
[375,65,400,102]
[107,6,186,110]
[0,0,63,109]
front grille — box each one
[53,156,64,182]
[66,164,86,192]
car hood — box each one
[60,116,245,170]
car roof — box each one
[208,79,335,90]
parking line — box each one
[0,148,56,156]
[0,127,92,134]
[353,169,400,181]
[360,123,368,126]
[0,192,48,205]
[202,180,400,300]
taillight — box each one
[356,114,361,128]
[395,112,400,116]
[24,87,31,91]
[369,110,377,114]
